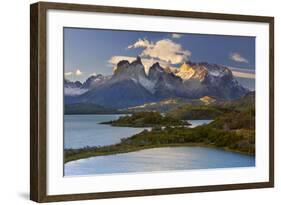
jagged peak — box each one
[87,73,102,79]
[149,62,164,75]
[117,60,130,68]
[131,56,142,66]
[151,62,160,68]
[179,62,194,72]
[64,79,83,88]
[113,56,146,80]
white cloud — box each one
[75,69,83,75]
[64,88,88,96]
[227,66,255,79]
[64,72,73,76]
[90,72,97,76]
[108,55,177,75]
[65,69,84,77]
[230,53,249,63]
[171,34,183,39]
[232,71,255,79]
[128,38,191,64]
[127,38,151,49]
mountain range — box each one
[65,57,248,109]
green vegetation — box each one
[64,103,126,115]
[167,104,223,120]
[167,91,255,120]
[65,124,255,163]
[100,111,190,127]
[64,92,255,163]
[210,107,255,130]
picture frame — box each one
[30,1,274,202]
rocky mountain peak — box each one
[64,79,82,88]
[64,58,249,107]
[81,74,108,89]
[115,60,130,72]
[179,62,193,72]
[149,62,164,76]
[176,62,196,80]
[131,56,142,65]
[112,56,147,87]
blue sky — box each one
[64,27,255,90]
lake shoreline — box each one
[64,112,255,165]
[64,142,254,164]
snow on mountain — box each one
[148,62,185,98]
[64,79,88,96]
[175,62,196,80]
[64,57,249,108]
[81,74,110,89]
[113,56,156,93]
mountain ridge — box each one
[64,57,248,108]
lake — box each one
[64,114,255,176]
[188,120,213,128]
[64,114,150,149]
[65,147,255,176]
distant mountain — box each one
[64,103,123,115]
[167,92,255,120]
[81,74,110,89]
[64,57,248,109]
[173,61,248,99]
[64,79,88,96]
[78,78,155,109]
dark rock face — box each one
[113,57,147,83]
[64,79,82,89]
[64,57,248,108]
[78,79,155,109]
[148,62,188,99]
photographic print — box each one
[63,28,256,176]
[30,2,274,202]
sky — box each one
[64,27,255,90]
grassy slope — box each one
[64,103,125,115]
[65,124,255,163]
[167,91,255,120]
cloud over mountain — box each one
[227,66,255,79]
[65,57,249,108]
[127,38,191,64]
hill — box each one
[64,103,123,115]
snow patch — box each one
[64,88,88,96]
[138,75,156,94]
